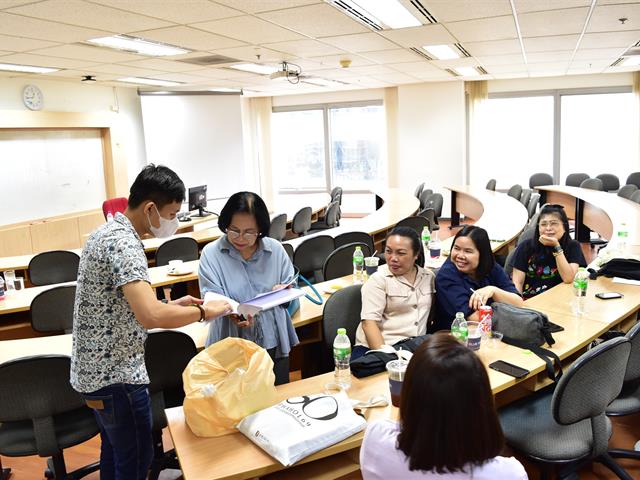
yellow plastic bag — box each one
[182,337,278,437]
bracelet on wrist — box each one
[552,249,564,257]
[192,303,206,322]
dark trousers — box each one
[82,383,153,480]
[267,348,290,385]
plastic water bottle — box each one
[428,229,441,259]
[352,246,364,284]
[451,312,468,345]
[333,328,351,389]
[617,223,629,252]
[0,275,5,301]
[572,268,589,316]
[106,211,114,222]
[421,226,431,260]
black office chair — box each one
[596,173,620,192]
[630,190,640,204]
[330,187,343,205]
[322,242,371,282]
[292,235,335,284]
[421,193,443,222]
[626,172,640,189]
[565,173,590,187]
[31,285,76,334]
[417,208,437,232]
[291,207,312,237]
[334,232,374,254]
[527,193,540,219]
[486,178,497,191]
[395,216,429,236]
[418,189,434,210]
[155,237,199,301]
[529,173,554,190]
[580,178,604,191]
[320,284,363,373]
[499,337,632,480]
[617,184,638,200]
[414,182,425,199]
[0,355,100,480]
[309,201,340,231]
[282,242,294,262]
[145,331,198,480]
[268,213,287,242]
[507,184,523,200]
[503,248,517,278]
[28,250,80,286]
[520,188,532,208]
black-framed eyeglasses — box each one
[227,229,259,241]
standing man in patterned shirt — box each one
[71,164,231,480]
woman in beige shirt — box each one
[353,226,436,360]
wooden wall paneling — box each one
[30,217,80,252]
[0,225,33,256]
[77,210,105,240]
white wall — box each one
[488,72,634,93]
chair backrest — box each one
[520,188,532,207]
[291,207,312,236]
[102,197,128,220]
[334,231,374,254]
[322,201,340,228]
[417,208,437,231]
[503,248,517,278]
[621,322,640,383]
[145,331,198,429]
[322,242,371,282]
[321,284,363,373]
[529,173,554,189]
[414,182,425,199]
[395,215,429,236]
[28,250,80,286]
[565,173,590,187]
[155,237,199,267]
[422,192,443,218]
[330,187,343,204]
[527,193,540,219]
[293,235,335,284]
[626,172,640,189]
[595,173,620,192]
[486,178,496,191]
[617,184,638,200]
[268,213,287,242]
[418,189,434,209]
[630,190,640,204]
[31,285,76,333]
[580,178,604,191]
[282,242,294,262]
[507,184,522,200]
[552,337,630,427]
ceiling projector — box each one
[269,69,299,81]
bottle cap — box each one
[337,328,346,335]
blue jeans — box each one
[82,383,153,480]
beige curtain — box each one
[243,96,274,207]
[465,80,488,184]
[384,87,399,188]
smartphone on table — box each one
[489,360,530,379]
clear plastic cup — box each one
[488,331,503,349]
[364,257,380,276]
[467,321,482,351]
[386,359,408,407]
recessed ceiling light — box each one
[621,56,640,67]
[117,77,183,87]
[454,67,479,76]
[86,35,189,56]
[0,63,59,73]
[423,45,459,60]
[339,0,421,29]
[208,87,242,93]
[228,63,279,75]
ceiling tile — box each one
[0,12,110,42]
[192,15,305,44]
[425,0,513,23]
[0,34,59,52]
[214,1,321,14]
[147,72,214,83]
[336,64,397,76]
[284,58,324,71]
[379,24,458,47]
[580,31,640,49]
[371,72,419,84]
[7,0,173,33]
[493,72,528,78]
[121,58,205,72]
[569,59,612,69]
[387,61,443,75]
[258,3,367,37]
[0,0,41,8]
[0,52,98,69]
[89,0,242,24]
[485,63,527,73]
[588,3,640,33]
[518,7,590,37]
[476,53,525,66]
[188,67,258,79]
[464,38,522,56]
[264,39,345,57]
[523,34,579,52]
[321,33,399,53]
[89,63,176,76]
[42,68,118,80]
[31,44,144,63]
[514,0,591,14]
[133,26,246,51]
[412,70,455,80]
[445,15,518,42]
[527,50,574,63]
[362,49,424,64]
[305,67,355,79]
[308,54,373,68]
[572,47,626,60]
[597,0,640,4]
[0,50,11,56]
[431,57,479,68]
[212,45,295,62]
[527,61,570,71]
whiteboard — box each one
[0,130,106,225]
[140,95,245,201]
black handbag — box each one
[350,335,430,378]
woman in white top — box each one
[360,332,528,480]
[353,226,435,360]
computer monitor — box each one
[188,185,212,217]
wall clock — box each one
[23,84,43,111]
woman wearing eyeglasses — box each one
[198,192,298,385]
[510,204,586,299]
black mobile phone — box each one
[489,360,530,379]
[595,292,624,300]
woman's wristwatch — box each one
[192,303,206,322]
[552,244,564,257]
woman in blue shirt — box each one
[433,226,523,331]
[198,192,298,385]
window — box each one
[272,102,385,191]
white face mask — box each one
[147,204,179,238]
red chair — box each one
[102,197,128,220]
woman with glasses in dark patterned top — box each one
[198,191,298,384]
[510,204,586,299]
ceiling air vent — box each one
[410,0,437,24]
[409,47,432,60]
[178,55,239,66]
[610,58,624,67]
[445,68,459,77]
[455,44,471,58]
[477,66,488,75]
[334,0,383,31]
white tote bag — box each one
[237,391,366,466]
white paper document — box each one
[204,287,305,318]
